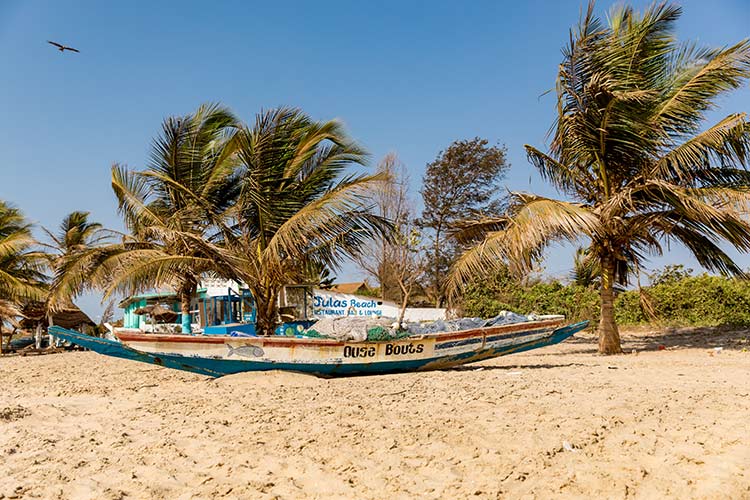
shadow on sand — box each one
[623,325,750,352]
[448,361,591,372]
[498,325,750,356]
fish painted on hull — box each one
[49,319,588,378]
[225,344,264,358]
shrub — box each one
[462,269,599,322]
[461,267,750,327]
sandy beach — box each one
[1,327,749,499]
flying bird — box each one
[47,40,80,53]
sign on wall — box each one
[312,290,386,317]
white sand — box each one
[1,326,749,499]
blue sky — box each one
[1,0,749,320]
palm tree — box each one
[0,201,46,302]
[40,211,111,347]
[217,108,392,335]
[570,247,600,289]
[0,201,46,352]
[44,211,108,309]
[448,2,750,354]
[50,104,240,333]
[43,211,105,257]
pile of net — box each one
[300,310,537,342]
[403,310,536,335]
[302,317,410,342]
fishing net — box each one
[299,311,535,341]
[364,326,411,341]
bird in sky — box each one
[47,40,80,53]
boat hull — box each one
[49,320,587,377]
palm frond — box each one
[655,40,750,133]
[447,194,599,296]
[653,113,750,184]
[111,164,164,231]
[262,172,391,270]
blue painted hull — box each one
[49,321,587,378]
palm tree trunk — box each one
[253,286,279,336]
[35,323,42,349]
[48,314,55,348]
[0,322,4,354]
[598,253,622,354]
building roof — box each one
[118,291,178,308]
[20,302,96,330]
[330,281,370,294]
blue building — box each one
[118,282,315,335]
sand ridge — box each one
[1,326,749,499]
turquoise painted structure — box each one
[119,292,180,329]
[120,287,262,333]
[181,312,192,335]
[120,285,312,334]
[199,288,259,335]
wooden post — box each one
[35,323,42,349]
[48,315,56,348]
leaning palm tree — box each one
[50,104,240,333]
[448,2,750,354]
[216,108,392,335]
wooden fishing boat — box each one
[49,317,588,377]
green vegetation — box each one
[0,202,46,352]
[462,268,600,323]
[615,269,750,327]
[463,265,750,328]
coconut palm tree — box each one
[216,108,392,335]
[0,201,46,302]
[448,2,750,354]
[50,104,240,333]
[43,211,106,257]
[43,211,109,310]
[0,201,46,351]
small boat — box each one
[49,317,588,377]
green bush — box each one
[613,290,644,324]
[462,270,599,322]
[624,274,750,326]
[462,267,750,327]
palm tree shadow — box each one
[448,361,591,372]
[623,325,750,352]
[526,333,601,355]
